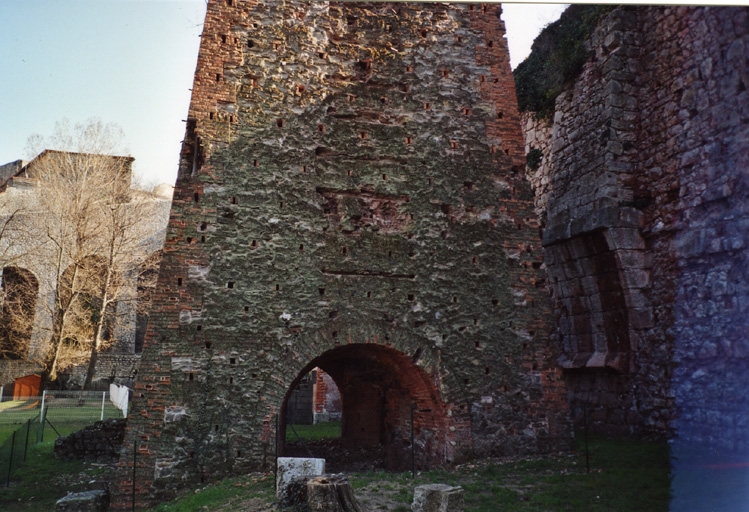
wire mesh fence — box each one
[0,416,44,486]
[39,390,124,428]
[0,390,128,486]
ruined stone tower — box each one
[519,6,749,452]
[113,2,570,507]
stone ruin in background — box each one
[111,2,570,509]
[111,2,749,509]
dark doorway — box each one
[0,267,39,359]
[280,343,446,472]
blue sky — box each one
[0,1,565,187]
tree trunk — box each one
[45,246,76,384]
[83,346,99,389]
[305,475,368,512]
[84,283,111,389]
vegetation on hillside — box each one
[513,5,618,120]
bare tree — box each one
[23,119,162,388]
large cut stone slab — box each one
[55,490,109,512]
[276,457,326,504]
[411,483,464,512]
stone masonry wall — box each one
[54,418,127,463]
[520,112,552,219]
[638,6,749,455]
[520,5,749,450]
[65,354,141,389]
[112,2,571,509]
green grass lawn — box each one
[0,401,43,428]
[0,427,673,512]
[285,421,341,442]
[0,429,106,512]
[148,473,276,512]
[0,399,123,445]
[149,433,671,512]
[346,434,671,512]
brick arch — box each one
[279,343,449,471]
[548,230,632,369]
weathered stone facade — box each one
[520,5,749,455]
[112,2,570,508]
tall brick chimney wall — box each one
[521,6,749,452]
[111,2,571,508]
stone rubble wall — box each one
[63,354,141,389]
[54,418,127,463]
[0,360,44,390]
[0,353,140,392]
[639,6,749,455]
[521,5,749,449]
[520,112,553,219]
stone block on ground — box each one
[276,457,325,505]
[411,483,464,512]
[55,489,109,512]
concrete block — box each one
[412,483,464,512]
[276,457,325,503]
[55,490,109,512]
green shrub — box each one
[514,5,618,120]
[526,148,544,171]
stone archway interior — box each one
[281,343,446,471]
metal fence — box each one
[0,390,128,486]
[38,390,125,426]
[0,416,44,486]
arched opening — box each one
[547,229,634,433]
[0,267,39,359]
[285,368,343,450]
[312,368,342,424]
[280,344,446,472]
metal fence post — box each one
[274,413,279,495]
[101,392,106,421]
[132,439,137,512]
[39,403,46,443]
[23,419,31,462]
[7,431,15,487]
[411,403,415,479]
[583,404,590,474]
[40,390,47,426]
